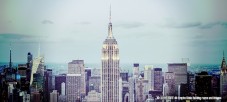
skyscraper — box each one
[195,71,212,97]
[66,74,81,102]
[168,63,187,95]
[133,63,139,78]
[68,60,86,96]
[154,68,163,91]
[101,7,120,102]
[144,65,153,90]
[55,74,66,95]
[220,51,227,100]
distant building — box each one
[50,90,58,102]
[91,68,101,76]
[154,68,163,91]
[68,60,86,97]
[164,72,175,96]
[133,63,140,78]
[18,64,30,92]
[89,76,101,92]
[85,68,91,95]
[168,63,187,95]
[163,83,169,96]
[128,77,136,102]
[122,81,129,102]
[58,95,66,102]
[44,69,53,102]
[84,90,101,102]
[120,71,129,82]
[31,91,41,102]
[26,52,32,83]
[187,72,195,93]
[144,65,153,90]
[30,48,46,93]
[55,74,66,95]
[195,71,212,97]
[61,82,66,95]
[27,52,33,64]
[135,76,147,102]
[220,51,227,100]
[178,83,189,97]
[66,74,81,102]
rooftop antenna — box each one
[109,4,111,23]
[223,50,225,59]
[9,42,12,68]
[108,4,113,38]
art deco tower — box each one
[220,51,227,97]
[101,7,120,102]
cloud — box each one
[0,33,46,43]
[163,21,227,29]
[115,22,144,29]
[162,22,201,28]
[0,33,33,39]
[199,22,227,29]
[42,20,54,24]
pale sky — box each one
[0,0,227,64]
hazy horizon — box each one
[0,0,227,64]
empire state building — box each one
[101,8,120,102]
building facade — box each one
[101,10,120,102]
[154,68,163,91]
[220,51,227,100]
[168,63,187,95]
[68,60,86,96]
[66,74,81,102]
[133,63,139,78]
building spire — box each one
[108,4,113,38]
[9,43,12,68]
[223,50,225,59]
[109,4,111,23]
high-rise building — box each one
[61,82,66,95]
[154,68,163,91]
[164,72,175,96]
[66,74,81,102]
[89,76,101,93]
[84,90,101,102]
[68,60,86,96]
[30,45,45,86]
[168,63,187,95]
[133,63,139,78]
[120,71,129,82]
[195,71,212,97]
[128,77,136,102]
[31,91,41,102]
[44,69,53,102]
[220,51,227,100]
[122,81,129,102]
[144,65,153,90]
[101,7,120,102]
[92,68,101,76]
[50,90,58,102]
[85,68,92,95]
[27,52,33,63]
[135,76,147,102]
[55,74,66,95]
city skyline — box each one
[0,0,227,64]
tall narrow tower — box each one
[101,6,120,102]
[220,51,227,97]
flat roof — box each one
[67,74,81,76]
